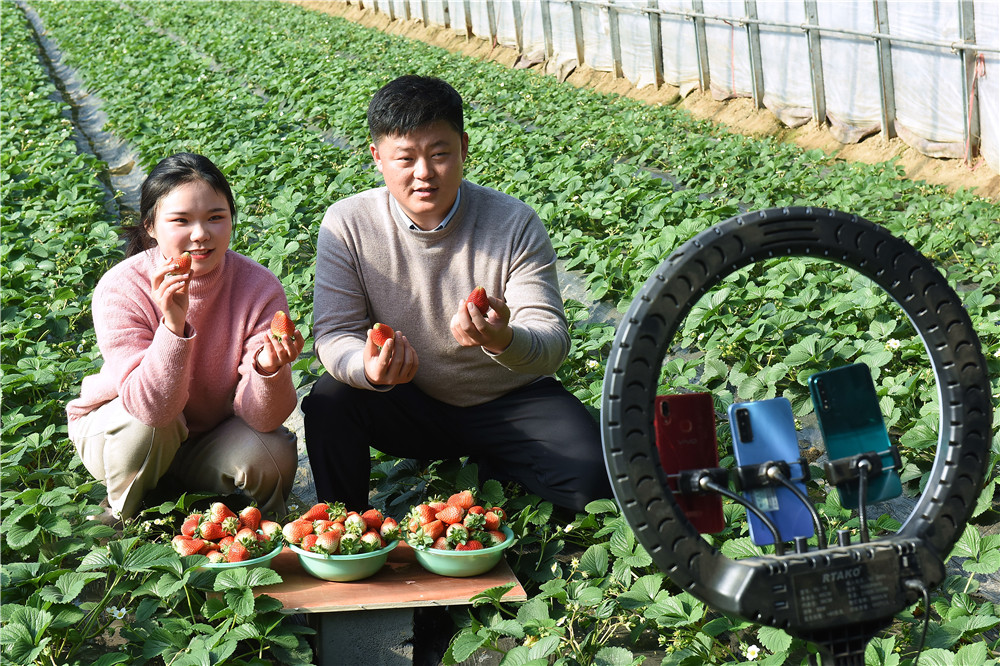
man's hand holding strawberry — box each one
[364,325,419,386]
[450,289,513,355]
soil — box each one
[291,0,999,202]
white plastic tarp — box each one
[376,0,999,173]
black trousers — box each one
[301,374,613,513]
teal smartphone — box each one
[808,363,902,508]
[728,397,814,546]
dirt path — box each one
[292,0,999,202]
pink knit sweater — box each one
[67,248,298,436]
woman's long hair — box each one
[122,153,237,257]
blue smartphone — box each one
[728,397,814,546]
[808,363,902,508]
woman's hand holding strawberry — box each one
[152,255,191,336]
[255,311,305,375]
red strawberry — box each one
[361,508,384,532]
[326,502,348,523]
[421,520,445,541]
[181,515,200,537]
[226,541,250,562]
[300,534,320,551]
[314,531,341,555]
[235,527,259,547]
[282,519,313,545]
[313,519,335,534]
[486,530,507,546]
[220,515,240,536]
[463,511,485,530]
[301,503,331,521]
[380,517,399,541]
[483,511,501,531]
[239,506,262,532]
[198,521,226,541]
[407,504,437,532]
[169,252,192,275]
[171,535,205,557]
[448,490,475,511]
[436,505,464,525]
[488,507,507,522]
[427,500,448,513]
[468,505,485,515]
[270,310,295,341]
[371,323,394,350]
[456,540,484,551]
[206,502,237,524]
[432,536,451,550]
[219,536,235,549]
[466,286,489,315]
[259,520,282,540]
[205,550,225,564]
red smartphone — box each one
[654,392,725,534]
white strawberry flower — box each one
[745,644,760,660]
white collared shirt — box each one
[393,189,461,232]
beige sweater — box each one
[313,180,569,407]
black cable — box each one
[857,459,871,543]
[767,465,827,549]
[904,579,930,666]
[701,478,785,556]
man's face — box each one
[370,120,469,231]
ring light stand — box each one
[601,207,992,664]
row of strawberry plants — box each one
[125,0,997,488]
[0,0,123,572]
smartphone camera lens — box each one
[735,408,753,442]
[817,381,831,411]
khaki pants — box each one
[70,398,297,520]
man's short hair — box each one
[367,75,464,143]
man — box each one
[303,75,612,513]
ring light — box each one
[601,207,992,663]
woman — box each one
[67,153,304,520]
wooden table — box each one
[262,542,526,664]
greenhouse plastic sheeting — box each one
[358,0,999,173]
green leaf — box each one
[953,642,992,666]
[756,625,792,653]
[962,550,1000,575]
[579,543,609,577]
[224,587,255,618]
[38,572,105,604]
[594,645,636,666]
[448,630,487,663]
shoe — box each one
[87,498,123,527]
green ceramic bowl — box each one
[412,526,515,577]
[290,540,398,582]
[200,543,282,571]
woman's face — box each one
[148,180,232,277]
